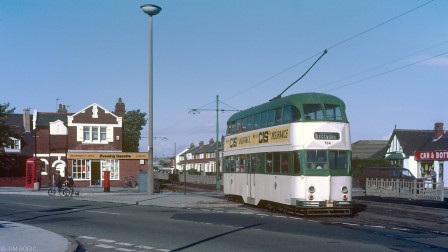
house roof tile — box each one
[352,140,388,159]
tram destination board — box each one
[314,132,340,140]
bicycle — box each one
[48,182,68,196]
[122,176,138,188]
[62,186,82,197]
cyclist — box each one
[66,173,75,195]
[56,171,63,192]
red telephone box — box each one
[25,158,42,188]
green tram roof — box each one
[227,92,348,123]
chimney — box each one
[23,108,31,132]
[434,122,444,139]
[199,141,204,146]
[115,98,125,117]
[58,104,67,113]
[209,138,214,145]
[190,143,195,148]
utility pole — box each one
[189,95,239,191]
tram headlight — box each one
[308,186,316,194]
[341,186,348,194]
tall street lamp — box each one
[141,4,161,195]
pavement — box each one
[0,185,446,252]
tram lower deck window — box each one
[306,150,348,170]
[307,150,327,169]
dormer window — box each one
[5,137,20,152]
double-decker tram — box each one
[223,92,353,215]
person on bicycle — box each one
[67,173,75,194]
[56,171,63,191]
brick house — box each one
[34,99,148,187]
[178,139,220,174]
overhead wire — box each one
[326,0,435,51]
[154,0,436,142]
[307,40,448,92]
[223,0,435,102]
[324,50,448,92]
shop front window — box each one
[102,159,119,180]
[72,159,91,180]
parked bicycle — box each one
[122,176,138,188]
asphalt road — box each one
[0,194,447,251]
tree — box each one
[0,103,21,150]
[122,109,147,152]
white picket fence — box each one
[366,178,445,201]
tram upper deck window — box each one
[241,117,247,132]
[247,115,253,131]
[253,113,261,129]
[283,105,301,123]
[236,119,242,133]
[267,110,275,127]
[230,121,237,134]
[260,111,267,128]
[275,108,282,125]
[303,104,324,120]
[325,104,342,121]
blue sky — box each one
[1,0,447,158]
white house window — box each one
[100,127,107,141]
[92,127,98,140]
[83,126,108,143]
[5,137,20,152]
[83,127,90,140]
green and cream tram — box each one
[223,93,353,215]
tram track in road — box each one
[197,195,448,251]
[168,182,448,232]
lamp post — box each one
[141,4,161,195]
